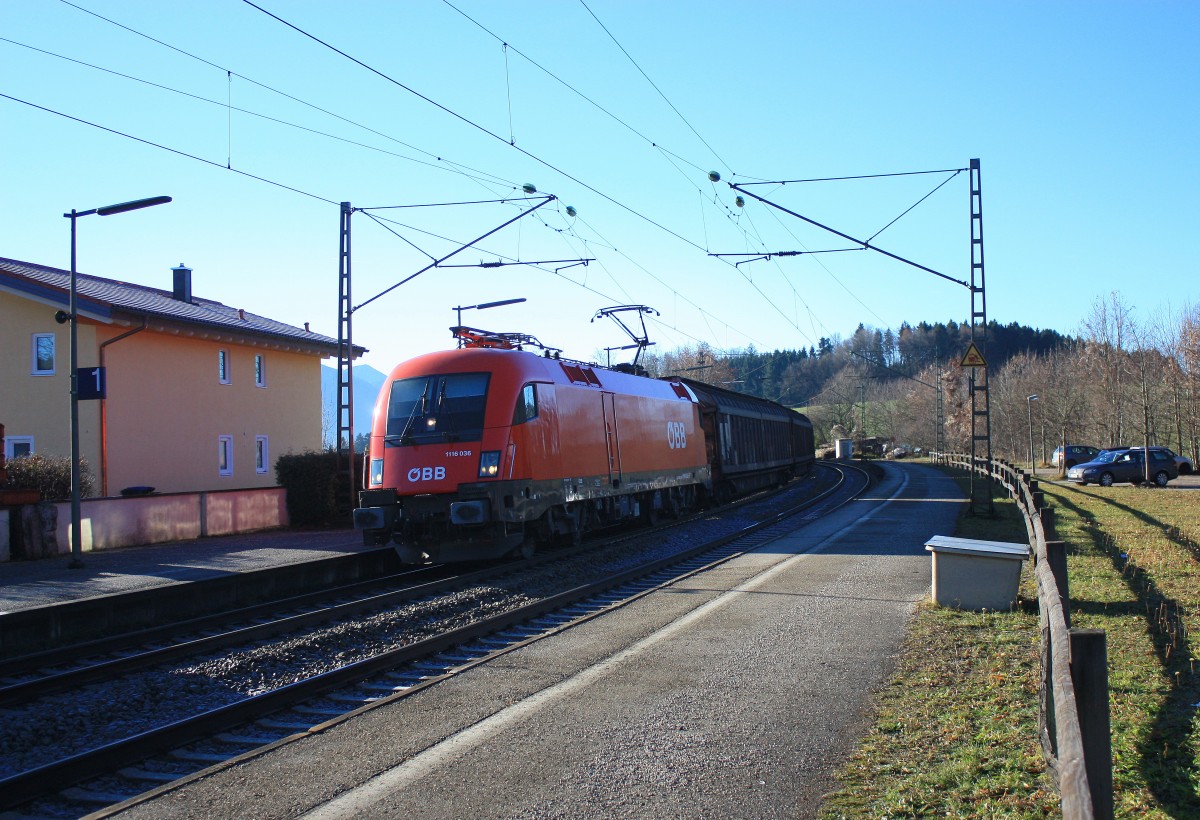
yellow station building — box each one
[1,257,358,496]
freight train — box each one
[354,330,815,563]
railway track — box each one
[0,563,468,705]
[0,463,865,817]
[0,546,412,660]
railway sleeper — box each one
[119,767,182,784]
[62,787,136,806]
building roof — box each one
[0,257,365,358]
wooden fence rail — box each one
[935,453,1112,820]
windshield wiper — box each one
[436,379,461,441]
[388,381,430,444]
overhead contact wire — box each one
[48,0,794,352]
[1,35,521,187]
[0,93,338,206]
[241,0,708,255]
[49,2,521,188]
[577,0,733,176]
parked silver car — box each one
[1051,444,1101,469]
[1136,446,1194,475]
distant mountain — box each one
[320,363,388,448]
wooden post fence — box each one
[935,451,1110,817]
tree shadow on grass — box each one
[1050,485,1199,817]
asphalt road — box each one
[112,462,967,820]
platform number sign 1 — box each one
[76,366,106,400]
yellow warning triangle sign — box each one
[960,342,988,368]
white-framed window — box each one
[4,436,34,459]
[255,435,269,474]
[254,354,266,388]
[218,435,234,476]
[31,333,56,375]
[218,349,231,384]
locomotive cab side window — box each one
[385,372,490,444]
[512,383,539,425]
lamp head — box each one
[96,195,172,216]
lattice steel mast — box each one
[967,159,994,515]
[336,202,355,508]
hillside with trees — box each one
[638,293,1200,467]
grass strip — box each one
[1042,480,1200,817]
[822,467,1200,817]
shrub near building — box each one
[275,451,344,527]
[4,453,94,502]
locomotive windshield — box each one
[385,372,490,444]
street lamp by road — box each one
[1027,394,1039,477]
[63,196,171,568]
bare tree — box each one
[1162,303,1200,467]
[940,360,971,453]
[1181,305,1200,467]
[808,369,861,445]
[651,343,736,387]
[1130,307,1192,457]
[887,362,943,452]
[989,352,1041,464]
[1080,292,1135,446]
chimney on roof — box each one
[171,263,192,303]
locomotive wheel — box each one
[665,488,683,519]
[552,504,584,546]
[643,502,661,526]
[569,512,584,545]
[514,537,537,560]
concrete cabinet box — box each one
[925,535,1029,611]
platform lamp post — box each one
[452,298,527,346]
[62,196,171,568]
[1027,394,1039,477]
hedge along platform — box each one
[924,534,1029,611]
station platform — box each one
[0,528,364,615]
[108,461,965,819]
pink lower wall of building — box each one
[45,487,289,554]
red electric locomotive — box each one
[354,331,710,563]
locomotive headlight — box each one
[370,458,384,486]
[479,450,501,478]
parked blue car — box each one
[1066,448,1178,487]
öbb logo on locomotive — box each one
[666,421,687,449]
[355,334,815,565]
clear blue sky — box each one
[4,1,1197,374]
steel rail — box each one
[0,564,459,706]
